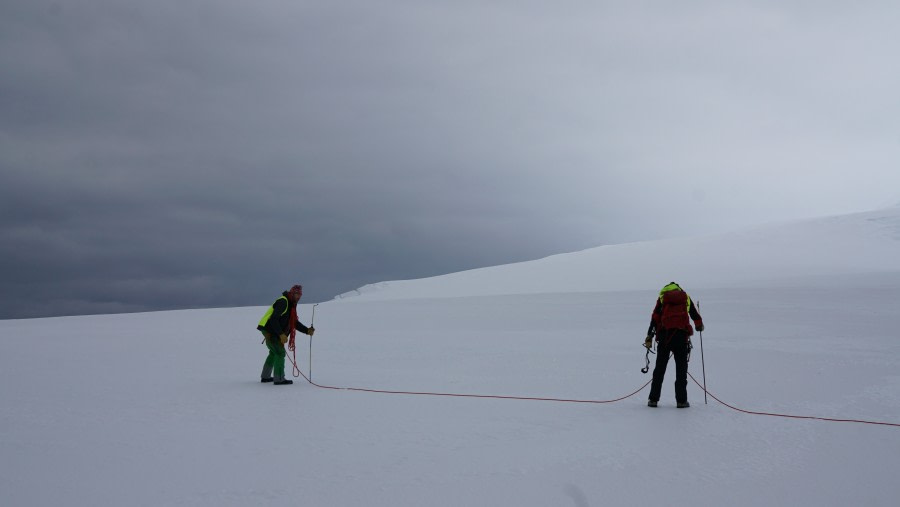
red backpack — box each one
[659,289,691,331]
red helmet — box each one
[288,284,303,298]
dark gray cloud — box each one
[2,1,900,318]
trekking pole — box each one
[309,303,318,381]
[698,300,707,405]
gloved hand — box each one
[307,327,315,337]
[644,336,653,349]
[695,320,704,333]
[279,333,288,344]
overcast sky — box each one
[2,1,899,319]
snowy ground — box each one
[3,209,900,506]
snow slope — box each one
[2,207,900,506]
[336,206,900,300]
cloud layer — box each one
[2,1,899,318]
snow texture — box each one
[2,206,900,506]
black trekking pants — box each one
[648,329,690,404]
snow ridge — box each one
[336,206,900,301]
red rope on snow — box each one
[286,351,651,404]
[688,372,900,428]
[290,345,301,378]
[283,348,900,427]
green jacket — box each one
[257,292,310,337]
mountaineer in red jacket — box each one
[644,282,704,408]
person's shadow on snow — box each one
[564,483,590,507]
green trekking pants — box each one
[260,330,287,380]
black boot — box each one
[677,401,690,408]
[261,377,274,383]
[273,379,293,385]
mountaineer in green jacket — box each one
[257,284,315,385]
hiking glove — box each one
[644,336,653,349]
[307,327,315,337]
[279,333,288,344]
[695,320,704,332]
